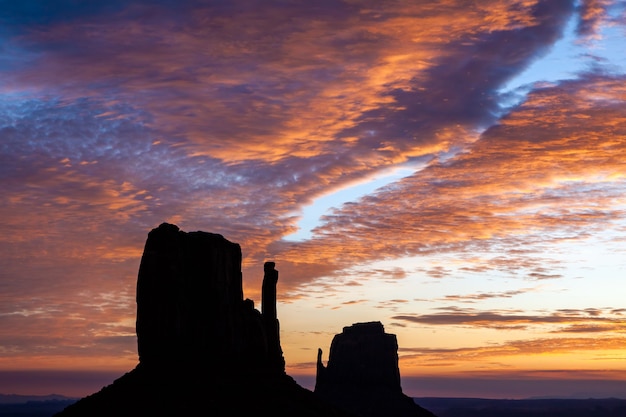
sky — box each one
[1,0,625,400]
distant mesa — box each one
[54,223,354,416]
[315,321,436,417]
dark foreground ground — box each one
[2,395,626,417]
[414,397,626,417]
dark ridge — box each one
[413,397,626,417]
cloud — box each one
[0,1,588,289]
[1,1,575,172]
[392,306,626,331]
[276,72,626,287]
[527,271,564,280]
[576,0,611,40]
[0,293,138,370]
[554,324,622,333]
[441,287,539,303]
[340,299,368,306]
[399,335,626,364]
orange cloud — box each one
[272,73,626,289]
[398,335,626,374]
[392,306,626,330]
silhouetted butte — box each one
[54,223,353,416]
[316,321,436,417]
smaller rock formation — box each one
[315,321,436,417]
[262,261,285,371]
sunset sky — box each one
[1,0,626,399]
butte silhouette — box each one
[54,223,436,417]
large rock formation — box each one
[134,222,283,373]
[54,223,353,417]
[315,321,436,417]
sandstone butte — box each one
[54,223,436,417]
